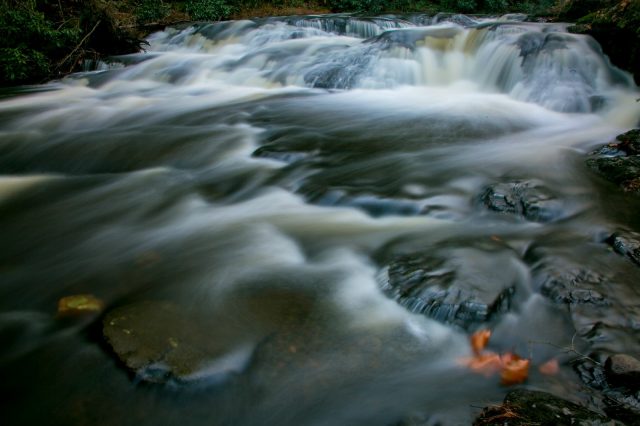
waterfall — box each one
[1,13,640,426]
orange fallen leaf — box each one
[470,329,491,355]
[466,352,503,377]
[460,330,531,386]
[538,358,559,375]
[500,358,530,386]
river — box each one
[1,13,640,426]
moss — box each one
[565,0,640,84]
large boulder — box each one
[103,301,253,385]
[378,244,523,329]
[605,353,640,390]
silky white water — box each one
[1,13,639,426]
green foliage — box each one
[440,0,477,13]
[0,4,80,85]
[0,47,49,84]
[327,0,419,13]
[508,0,557,15]
[136,0,171,24]
[328,0,383,13]
[483,0,508,12]
[186,0,234,21]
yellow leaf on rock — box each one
[57,294,104,317]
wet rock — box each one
[252,144,312,164]
[433,13,479,27]
[473,389,612,425]
[480,180,564,222]
[606,231,640,267]
[588,129,640,195]
[306,187,425,217]
[378,246,520,329]
[603,392,640,425]
[534,266,608,306]
[615,129,640,156]
[574,357,610,391]
[574,356,640,424]
[605,354,640,390]
[103,301,252,385]
[588,156,640,193]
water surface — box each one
[1,13,640,426]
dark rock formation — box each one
[474,389,611,425]
[378,245,521,329]
[574,355,640,424]
[480,180,565,222]
[530,259,609,306]
[562,0,640,85]
[588,129,640,195]
[606,230,640,266]
[588,156,640,193]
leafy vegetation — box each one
[186,0,233,21]
[136,0,171,24]
[0,2,80,85]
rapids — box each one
[1,12,640,426]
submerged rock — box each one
[588,129,640,195]
[531,262,609,306]
[103,301,252,385]
[378,246,521,329]
[606,231,640,267]
[480,180,564,223]
[473,389,612,425]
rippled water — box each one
[1,13,640,426]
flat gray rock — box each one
[103,301,252,385]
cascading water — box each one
[1,12,640,426]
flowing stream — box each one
[1,13,640,426]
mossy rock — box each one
[103,301,252,384]
[474,389,612,425]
